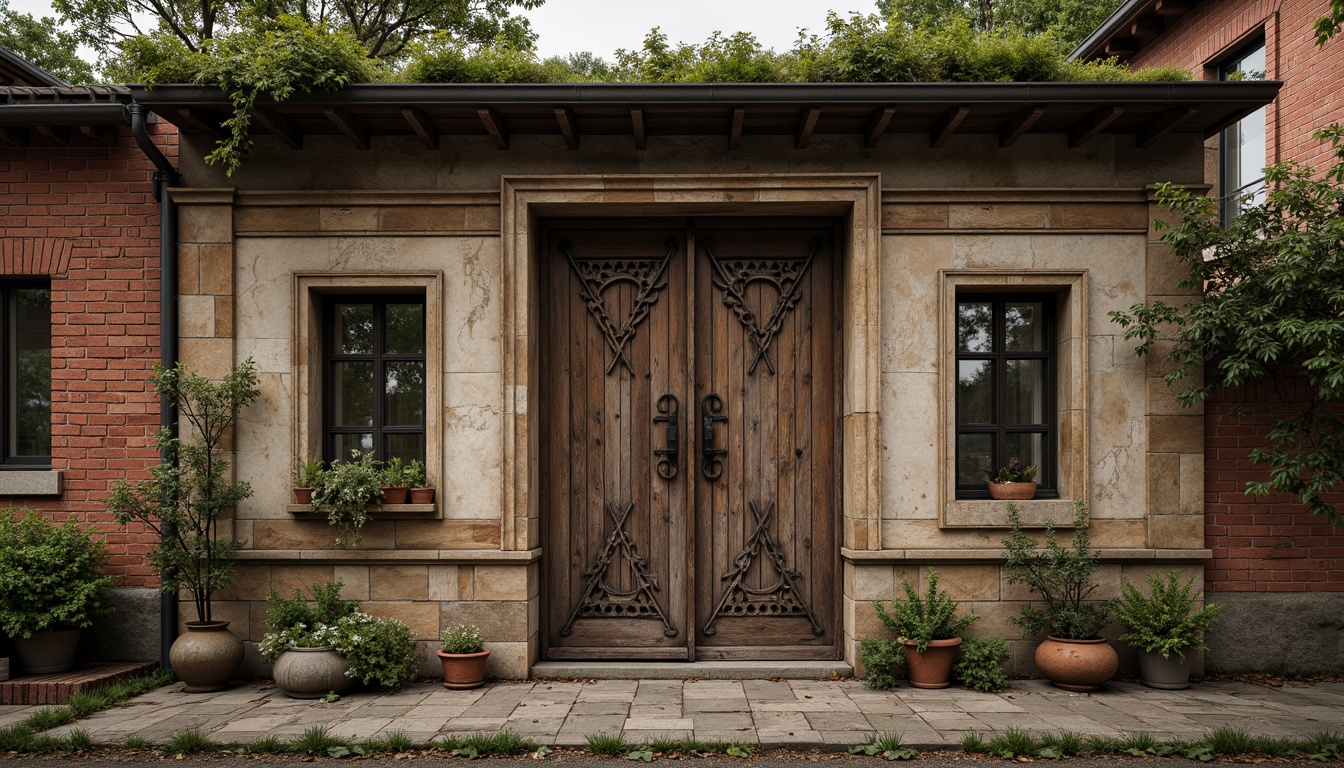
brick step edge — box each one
[0,661,158,706]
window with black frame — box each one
[955,294,1055,499]
[323,295,426,465]
[2,283,51,468]
[1219,39,1267,225]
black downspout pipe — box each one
[130,103,180,672]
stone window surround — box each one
[939,270,1088,528]
[292,272,444,504]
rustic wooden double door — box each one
[540,217,839,661]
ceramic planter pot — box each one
[1137,649,1195,689]
[437,649,490,689]
[904,637,961,689]
[381,485,409,504]
[14,628,81,674]
[410,487,435,504]
[171,621,244,692]
[293,487,314,504]
[988,482,1037,500]
[273,647,353,699]
[1034,636,1118,691]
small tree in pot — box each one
[107,359,259,691]
[875,569,977,689]
[1002,501,1118,691]
[1117,571,1222,689]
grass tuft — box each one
[1204,726,1255,755]
[361,730,414,753]
[166,727,217,755]
[123,734,153,750]
[850,731,916,760]
[648,738,731,754]
[586,733,631,756]
[292,726,347,756]
[66,728,94,751]
[1116,731,1159,754]
[986,727,1039,758]
[958,732,987,753]
[243,734,286,753]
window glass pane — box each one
[336,304,374,354]
[1004,302,1045,352]
[1004,433,1045,478]
[957,360,993,424]
[384,433,425,465]
[334,433,374,459]
[957,433,993,485]
[957,302,992,353]
[385,303,424,355]
[333,362,374,426]
[384,362,425,426]
[14,288,50,457]
[1006,359,1046,424]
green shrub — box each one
[337,611,418,690]
[876,568,977,652]
[1001,501,1113,639]
[959,732,987,753]
[311,449,384,546]
[859,637,905,689]
[440,622,484,654]
[849,731,916,760]
[987,727,1040,758]
[1116,571,1221,661]
[953,635,1010,692]
[0,510,114,639]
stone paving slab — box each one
[31,678,1344,749]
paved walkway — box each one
[12,678,1344,748]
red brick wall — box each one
[1204,373,1344,592]
[1128,0,1344,172]
[0,121,178,587]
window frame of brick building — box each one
[1219,37,1268,224]
[1,281,52,468]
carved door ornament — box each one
[704,238,821,375]
[560,502,678,638]
[561,238,677,376]
[702,500,825,637]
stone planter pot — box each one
[410,487,435,504]
[437,649,490,690]
[904,637,961,689]
[1034,636,1118,692]
[988,482,1037,500]
[171,621,244,693]
[273,647,353,699]
[381,486,409,504]
[14,628,81,674]
[1137,649,1195,690]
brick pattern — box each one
[1204,373,1344,592]
[0,124,177,586]
[1129,0,1344,173]
[0,661,156,704]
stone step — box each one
[0,661,158,705]
[531,661,853,680]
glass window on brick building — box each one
[1220,39,1267,224]
[2,283,51,467]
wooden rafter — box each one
[1155,0,1195,15]
[1069,106,1124,148]
[1105,37,1140,56]
[253,109,301,149]
[999,106,1045,148]
[555,107,578,149]
[864,106,895,149]
[34,125,70,145]
[931,106,969,148]
[795,107,820,149]
[176,107,225,139]
[1131,17,1165,37]
[631,108,646,150]
[0,127,29,148]
[729,107,745,149]
[78,126,117,146]
[477,107,508,149]
[1138,105,1198,148]
[401,107,438,149]
[324,107,369,149]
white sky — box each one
[5,0,874,62]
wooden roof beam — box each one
[1155,0,1196,15]
[1131,16,1165,38]
[729,107,745,149]
[401,107,438,149]
[999,105,1045,148]
[176,107,225,139]
[324,107,369,150]
[78,125,117,146]
[555,107,578,149]
[1105,37,1140,57]
[1138,105,1198,148]
[253,109,301,149]
[631,108,646,150]
[1069,106,1124,147]
[864,106,896,149]
[477,107,508,149]
[796,106,821,149]
[0,127,29,148]
[931,106,969,148]
[34,125,70,145]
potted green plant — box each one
[107,360,258,692]
[437,623,489,689]
[261,580,419,697]
[0,509,115,674]
[986,457,1038,500]
[380,457,410,504]
[1002,501,1118,691]
[406,460,434,504]
[292,459,324,505]
[1117,571,1222,689]
[310,449,383,546]
[875,569,978,688]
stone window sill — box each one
[942,498,1077,528]
[287,503,439,520]
[0,470,62,496]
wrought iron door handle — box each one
[653,394,679,480]
[701,393,727,480]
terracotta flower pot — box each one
[410,487,435,504]
[273,647,353,699]
[381,485,409,504]
[988,482,1037,500]
[293,487,313,504]
[1137,648,1194,690]
[437,649,490,689]
[904,637,962,689]
[171,621,244,693]
[1034,636,1118,691]
[14,628,81,674]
